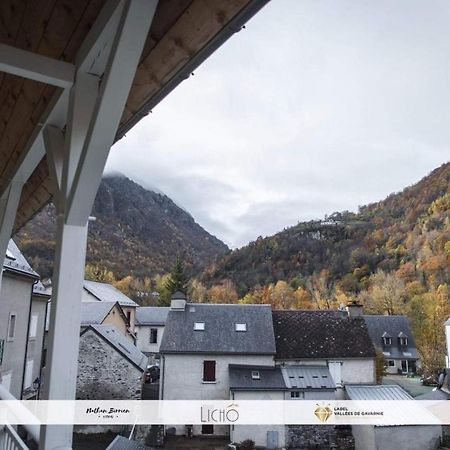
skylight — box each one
[251,371,260,380]
[235,323,247,332]
[194,322,205,331]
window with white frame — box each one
[382,337,392,346]
[399,337,408,346]
[29,314,38,340]
[150,328,158,344]
[7,313,16,341]
[290,391,304,399]
[251,371,260,380]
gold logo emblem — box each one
[314,404,333,423]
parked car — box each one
[145,365,160,383]
[420,374,438,386]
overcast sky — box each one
[106,0,450,248]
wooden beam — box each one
[0,43,75,88]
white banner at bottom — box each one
[0,400,449,426]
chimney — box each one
[170,290,186,311]
[346,300,363,318]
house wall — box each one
[278,358,376,385]
[0,274,34,398]
[161,353,274,436]
[77,330,143,400]
[102,305,133,341]
[23,296,47,393]
[231,390,285,448]
[353,425,442,450]
[135,324,165,356]
[82,289,136,333]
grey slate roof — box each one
[346,384,413,400]
[229,364,335,391]
[136,307,170,325]
[80,302,119,326]
[105,435,151,450]
[272,310,376,360]
[229,365,286,391]
[282,365,335,389]
[363,315,419,360]
[84,280,138,307]
[83,325,147,370]
[33,281,51,298]
[3,240,39,278]
[160,303,276,355]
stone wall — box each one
[287,425,354,449]
[77,330,143,400]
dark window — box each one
[8,314,16,340]
[203,360,216,382]
[150,328,158,344]
[126,311,131,325]
[382,337,392,346]
[201,424,214,435]
[399,337,408,346]
[388,360,395,367]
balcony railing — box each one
[0,384,39,450]
[0,424,29,450]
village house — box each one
[0,240,40,399]
[82,280,139,333]
[80,301,135,342]
[363,314,419,374]
[229,364,336,447]
[77,324,146,400]
[135,306,169,362]
[272,306,377,389]
[159,293,276,438]
[22,281,51,399]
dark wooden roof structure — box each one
[0,0,268,231]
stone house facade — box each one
[77,324,147,400]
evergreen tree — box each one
[164,257,189,295]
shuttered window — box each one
[203,360,216,382]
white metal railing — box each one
[0,384,39,447]
[0,424,29,450]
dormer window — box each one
[251,371,260,380]
[382,332,392,346]
[194,322,205,331]
[235,323,247,332]
[399,337,408,346]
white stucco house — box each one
[159,293,276,438]
[272,306,377,390]
[159,293,379,448]
[0,240,41,399]
[135,306,169,362]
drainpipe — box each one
[21,279,38,399]
[37,298,50,400]
[160,354,165,400]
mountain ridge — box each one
[15,175,228,279]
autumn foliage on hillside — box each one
[198,163,450,375]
